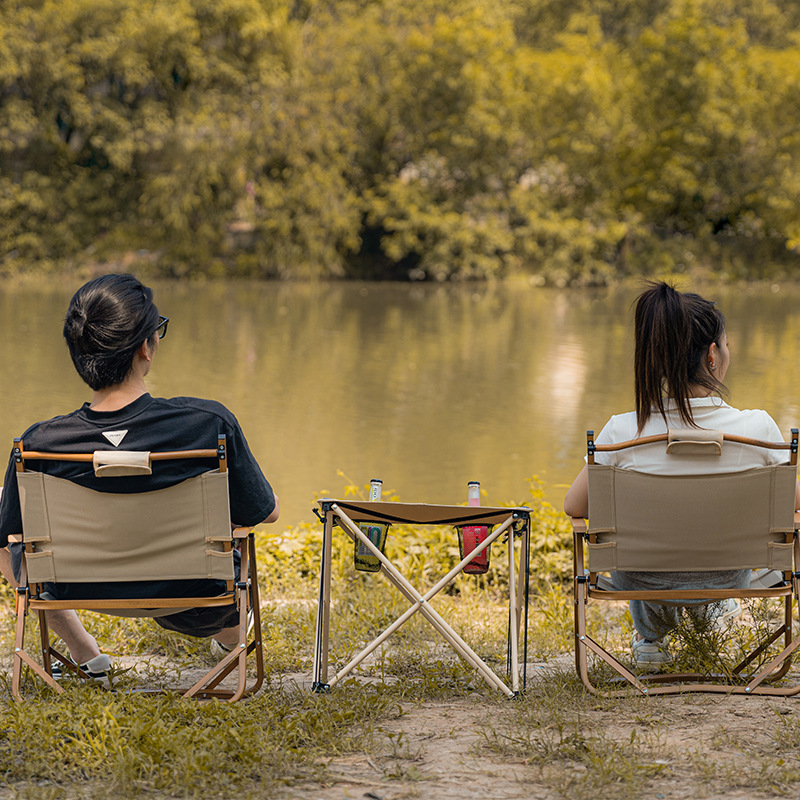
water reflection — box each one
[1,279,799,530]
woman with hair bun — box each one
[564,281,800,668]
[0,274,279,684]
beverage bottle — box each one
[458,480,491,574]
[354,479,389,572]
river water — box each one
[2,278,799,530]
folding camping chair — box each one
[10,435,264,702]
[312,499,531,697]
[570,427,800,696]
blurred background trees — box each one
[2,0,799,283]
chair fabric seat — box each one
[11,438,264,702]
[18,469,233,584]
[586,464,797,573]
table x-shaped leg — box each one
[323,504,518,697]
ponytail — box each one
[634,282,726,432]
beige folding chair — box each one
[10,435,264,702]
[571,427,800,696]
[312,499,531,697]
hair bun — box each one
[63,273,158,390]
[65,307,86,330]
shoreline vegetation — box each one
[3,0,800,286]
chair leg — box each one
[12,592,64,701]
[743,596,800,693]
[12,589,27,701]
[573,578,599,693]
[39,610,54,676]
[574,577,656,696]
[575,589,800,696]
[735,595,795,682]
[184,534,264,702]
[778,593,795,678]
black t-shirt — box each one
[0,394,276,590]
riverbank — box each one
[7,650,798,800]
[5,236,800,288]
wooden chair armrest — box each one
[570,517,587,534]
[232,526,253,539]
[794,511,800,529]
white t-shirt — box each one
[591,397,787,474]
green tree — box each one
[2,0,800,281]
[620,1,800,251]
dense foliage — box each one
[3,0,800,282]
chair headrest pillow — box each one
[92,450,152,477]
[666,428,723,456]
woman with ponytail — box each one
[564,282,800,668]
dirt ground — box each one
[272,654,800,800]
[287,699,796,800]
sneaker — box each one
[80,654,113,688]
[210,608,255,657]
[631,634,671,668]
[51,654,113,689]
[700,598,742,631]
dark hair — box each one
[634,281,726,433]
[63,274,160,391]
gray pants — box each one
[611,569,750,641]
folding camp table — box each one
[312,499,531,697]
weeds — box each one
[637,598,794,684]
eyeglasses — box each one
[155,315,169,339]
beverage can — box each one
[459,480,490,574]
[355,478,388,572]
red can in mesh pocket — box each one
[458,525,491,574]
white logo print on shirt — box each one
[102,430,128,447]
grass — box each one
[0,680,403,799]
[478,663,800,800]
[3,480,800,798]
